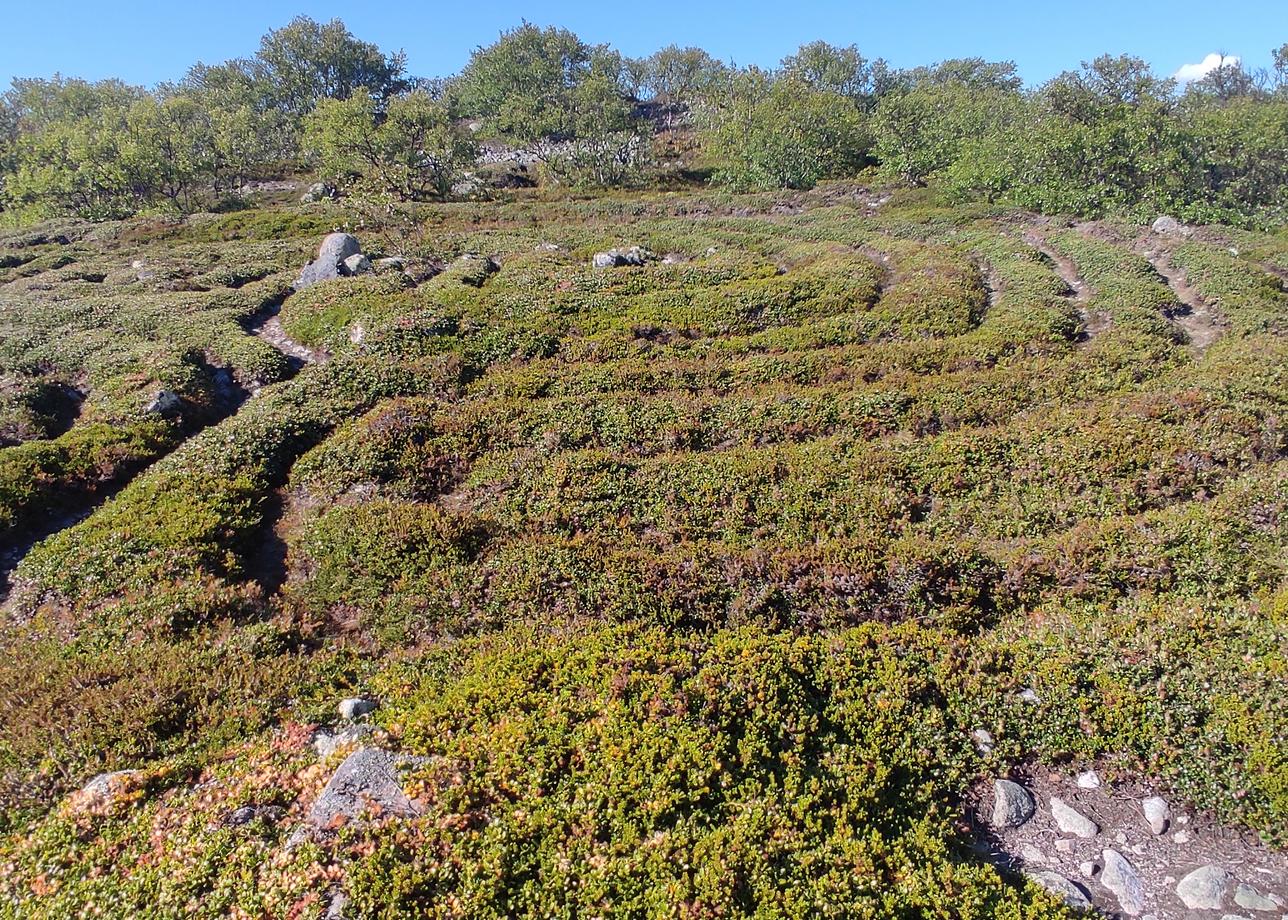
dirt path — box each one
[1021,230,1111,342]
[245,298,328,369]
[1137,242,1225,350]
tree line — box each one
[2,18,1287,225]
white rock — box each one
[1027,870,1093,911]
[1079,860,1097,879]
[1054,838,1075,854]
[1101,849,1147,916]
[1017,688,1041,704]
[971,728,994,754]
[1076,770,1101,789]
[992,779,1036,828]
[1152,215,1185,236]
[1235,883,1279,912]
[1141,795,1170,834]
[1173,830,1192,844]
[338,697,377,720]
[1177,865,1231,910]
[1051,796,1099,838]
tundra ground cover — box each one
[0,184,1283,917]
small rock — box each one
[535,242,561,252]
[314,723,375,759]
[1141,796,1170,834]
[1051,796,1099,838]
[1101,849,1147,916]
[349,323,366,345]
[1021,843,1047,865]
[143,388,184,416]
[1151,215,1185,236]
[1177,865,1231,910]
[1017,688,1041,704]
[1055,838,1075,854]
[1235,883,1279,912]
[1173,830,1192,844]
[374,256,406,271]
[1115,831,1128,844]
[1027,871,1093,911]
[65,770,145,816]
[992,779,1036,828]
[338,697,377,721]
[341,253,373,276]
[660,252,688,265]
[1076,770,1101,789]
[971,728,994,755]
[1079,860,1098,878]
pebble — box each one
[1101,849,1147,916]
[1017,688,1041,704]
[1026,870,1093,910]
[1177,865,1232,910]
[1054,838,1075,854]
[1141,795,1170,835]
[1173,830,1192,844]
[1235,883,1280,912]
[992,779,1036,828]
[1021,843,1047,865]
[1076,770,1101,789]
[338,697,377,720]
[1079,860,1098,878]
[1051,796,1099,838]
[1115,831,1129,844]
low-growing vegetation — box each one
[0,17,1285,920]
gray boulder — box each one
[592,246,653,269]
[1177,865,1231,910]
[1151,215,1186,236]
[991,779,1036,828]
[1026,870,1093,911]
[295,233,362,290]
[1101,849,1146,915]
[306,747,424,832]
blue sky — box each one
[2,0,1285,88]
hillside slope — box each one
[0,186,1284,918]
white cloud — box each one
[1174,53,1240,83]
